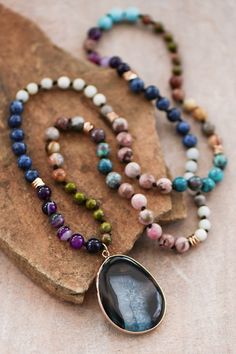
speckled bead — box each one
[144,85,160,100]
[93,209,104,221]
[45,127,60,141]
[12,142,27,156]
[52,168,67,182]
[183,134,197,148]
[8,115,22,128]
[208,167,224,183]
[201,177,215,193]
[46,141,60,154]
[116,132,132,147]
[213,154,228,170]
[188,176,203,191]
[55,117,70,131]
[10,100,24,114]
[97,158,113,174]
[86,198,97,209]
[202,122,215,136]
[139,173,155,189]
[25,169,39,183]
[156,178,172,194]
[106,172,122,189]
[194,194,206,207]
[96,142,110,158]
[117,147,133,163]
[129,78,145,93]
[138,209,154,225]
[175,237,190,253]
[118,183,134,199]
[70,234,84,249]
[125,162,141,178]
[176,121,190,135]
[159,233,175,248]
[112,118,128,133]
[192,107,207,121]
[156,97,170,111]
[37,185,52,200]
[131,194,147,210]
[57,226,73,241]
[70,116,85,131]
[64,182,77,193]
[48,153,64,167]
[91,128,105,143]
[10,128,24,142]
[50,213,64,228]
[167,108,181,122]
[42,201,57,216]
[100,222,112,233]
[172,177,187,192]
[74,192,86,204]
[17,155,32,170]
[146,223,163,240]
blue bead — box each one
[97,158,113,175]
[25,169,39,183]
[208,167,224,183]
[17,155,32,170]
[96,143,110,158]
[182,134,197,148]
[176,121,190,135]
[167,108,181,122]
[213,154,228,170]
[10,100,24,114]
[98,15,113,30]
[10,128,24,141]
[172,177,187,192]
[129,78,144,93]
[144,85,160,100]
[108,8,124,22]
[124,7,140,22]
[156,97,170,111]
[201,177,215,192]
[106,172,122,189]
[8,115,22,128]
[12,142,27,156]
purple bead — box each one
[86,238,103,253]
[50,213,64,228]
[100,56,111,67]
[88,27,102,40]
[90,128,105,143]
[57,226,73,241]
[109,56,122,68]
[37,185,52,200]
[70,234,84,249]
[88,52,101,65]
[42,200,57,215]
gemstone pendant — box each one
[96,254,166,334]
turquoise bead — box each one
[213,154,228,170]
[172,177,187,192]
[208,167,224,183]
[106,172,122,189]
[97,158,113,175]
[96,143,110,158]
[108,8,124,23]
[98,15,113,30]
[201,177,216,192]
[124,7,140,22]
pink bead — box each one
[83,39,97,51]
[139,173,155,189]
[116,132,132,147]
[112,118,129,133]
[131,194,147,210]
[138,209,154,225]
[146,223,163,240]
[118,183,134,199]
[100,56,110,67]
[175,237,190,253]
[159,233,175,249]
[125,162,141,178]
[156,178,172,194]
[117,147,133,163]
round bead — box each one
[188,176,202,191]
[12,142,27,156]
[57,226,73,241]
[100,222,112,233]
[101,233,112,245]
[50,213,64,228]
[116,132,132,147]
[74,192,86,204]
[175,237,190,253]
[72,78,86,91]
[64,182,77,193]
[46,141,60,154]
[144,85,160,100]
[208,167,224,183]
[213,154,228,170]
[194,194,206,207]
[192,107,207,121]
[10,128,24,142]
[195,228,208,242]
[176,121,190,135]
[8,115,22,128]
[70,234,84,249]
[97,158,113,175]
[100,105,113,116]
[109,56,122,68]
[186,147,199,160]
[45,127,60,141]
[156,178,172,194]
[117,147,133,163]
[108,8,124,22]
[112,118,128,133]
[125,162,141,178]
[96,143,110,158]
[118,183,134,199]
[55,116,70,131]
[24,169,39,183]
[139,173,155,189]
[124,7,140,22]
[208,134,222,147]
[172,177,187,192]
[52,168,66,182]
[16,90,29,102]
[183,134,197,148]
[42,201,57,216]
[26,83,38,95]
[159,234,175,248]
[185,160,198,173]
[84,38,97,51]
[93,209,104,221]
[139,209,154,225]
[172,88,185,102]
[146,223,162,240]
[106,172,122,189]
[169,76,182,88]
[198,206,211,218]
[167,108,181,122]
[86,198,97,209]
[37,185,51,200]
[48,153,64,167]
[98,15,113,30]
[86,238,103,253]
[129,78,145,93]
[93,93,106,106]
[88,27,102,40]
[131,194,147,210]
[199,219,211,231]
[88,51,101,64]
[91,128,105,143]
[70,116,85,131]
[201,177,215,193]
[84,85,97,98]
[57,76,70,89]
[17,155,32,170]
[202,122,215,136]
[40,78,53,90]
[183,98,197,112]
[156,97,170,111]
[117,62,130,76]
[10,100,24,114]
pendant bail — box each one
[101,243,110,259]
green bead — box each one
[172,177,187,192]
[93,209,104,221]
[74,192,86,204]
[100,222,112,233]
[208,167,224,183]
[101,233,112,245]
[213,154,228,170]
[86,198,97,209]
[164,32,173,42]
[172,65,182,75]
[154,22,165,33]
[167,41,177,53]
[65,182,77,193]
[201,177,216,193]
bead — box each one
[70,234,84,249]
[26,83,38,95]
[117,147,133,163]
[100,222,112,233]
[16,90,29,102]
[123,70,138,81]
[74,192,86,204]
[88,27,102,40]
[57,76,71,89]
[100,105,113,116]
[70,116,85,131]
[96,142,110,158]
[154,22,165,33]
[17,155,32,170]
[208,167,224,183]
[171,53,181,64]
[194,194,206,207]
[146,223,162,240]
[10,128,24,141]
[183,98,197,112]
[108,8,124,22]
[24,169,39,183]
[42,201,57,216]
[40,78,53,90]
[176,121,190,135]
[86,238,103,253]
[116,132,132,147]
[93,209,104,221]
[64,182,77,193]
[50,213,64,228]
[98,15,113,30]
[192,107,207,122]
[124,7,140,22]
[106,172,122,189]
[129,78,144,93]
[195,228,208,242]
[8,115,22,128]
[201,177,215,193]
[52,168,66,182]
[84,85,97,98]
[167,108,181,122]
[86,198,97,209]
[131,194,147,210]
[169,76,182,89]
[186,147,199,161]
[208,134,222,147]
[10,100,24,114]
[101,233,112,245]
[57,226,73,241]
[184,172,194,180]
[156,97,170,111]
[97,158,113,175]
[125,162,141,178]
[93,93,106,106]
[175,237,190,253]
[198,206,211,218]
[46,141,60,154]
[213,154,228,170]
[172,177,187,192]
[72,78,86,91]
[183,134,197,148]
[91,128,105,143]
[55,116,70,131]
[139,173,155,189]
[12,142,27,156]
[45,127,60,141]
[118,183,134,199]
[100,58,110,69]
[159,234,175,248]
[37,185,51,200]
[172,89,185,102]
[117,62,131,76]
[32,178,45,189]
[83,122,94,133]
[112,118,128,133]
[138,209,154,225]
[109,56,122,68]
[48,153,64,167]
[172,65,182,75]
[185,160,198,173]
[88,51,101,64]
[202,122,215,136]
[144,85,160,100]
[188,176,202,191]
[156,178,172,194]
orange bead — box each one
[192,107,208,121]
[52,168,66,182]
[208,134,222,147]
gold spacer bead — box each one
[188,234,200,247]
[106,111,119,124]
[123,70,138,81]
[32,178,45,189]
[192,107,208,122]
[83,121,94,133]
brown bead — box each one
[52,168,67,182]
[83,38,97,52]
[172,88,185,102]
[192,107,207,122]
[153,22,164,33]
[55,116,70,131]
[141,15,152,25]
[169,76,182,89]
[171,53,181,65]
[208,134,222,147]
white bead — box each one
[40,77,53,90]
[184,172,194,180]
[84,85,97,98]
[199,219,211,231]
[26,83,38,95]
[57,76,71,89]
[131,194,147,210]
[16,90,29,102]
[186,148,199,161]
[93,93,107,106]
[185,160,198,173]
[72,78,86,91]
[45,127,60,141]
[198,206,211,218]
[195,228,208,242]
[125,162,141,178]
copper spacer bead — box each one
[192,107,208,122]
[188,234,200,247]
[172,88,185,102]
[83,121,94,133]
[123,70,138,81]
[106,111,119,124]
[208,134,222,147]
[32,177,45,189]
[52,168,67,182]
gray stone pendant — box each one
[96,254,166,334]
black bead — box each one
[86,238,103,253]
[117,63,130,76]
